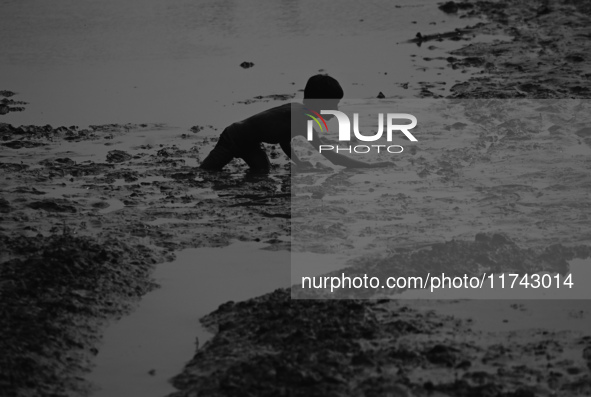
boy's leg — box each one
[199,134,235,170]
[239,145,271,173]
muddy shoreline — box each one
[444,0,591,99]
[167,1,591,396]
[0,234,162,396]
[0,119,292,396]
[1,0,591,396]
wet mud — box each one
[2,0,591,396]
[292,234,591,299]
[171,289,591,397]
[442,0,591,99]
[0,91,27,116]
[0,122,291,395]
[0,234,161,396]
[167,1,591,396]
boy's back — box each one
[199,102,307,172]
[222,102,306,149]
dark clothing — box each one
[200,102,307,172]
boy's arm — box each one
[280,140,312,168]
[279,140,298,164]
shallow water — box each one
[87,242,290,397]
[86,242,354,396]
[1,0,496,128]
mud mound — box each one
[0,90,27,114]
[171,291,438,397]
[170,287,591,397]
[0,235,161,396]
[1,140,47,149]
[28,199,78,213]
[106,149,133,163]
[445,0,591,99]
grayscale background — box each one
[1,1,590,396]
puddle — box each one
[291,251,353,283]
[87,242,291,397]
[411,260,591,333]
[426,298,591,334]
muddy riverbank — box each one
[167,1,591,396]
[0,119,292,396]
[0,234,162,396]
[1,0,591,396]
[171,288,591,397]
[443,0,591,99]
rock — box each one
[171,172,196,180]
[54,158,76,166]
[91,201,110,209]
[565,54,584,63]
[0,198,11,213]
[536,5,552,16]
[2,140,46,149]
[28,199,77,213]
[106,150,132,163]
[450,82,470,93]
[425,344,460,366]
[439,1,459,13]
[377,92,386,99]
[438,1,473,13]
[240,61,255,69]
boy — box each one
[199,74,394,172]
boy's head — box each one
[303,74,343,112]
[304,74,344,100]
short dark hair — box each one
[303,74,344,100]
